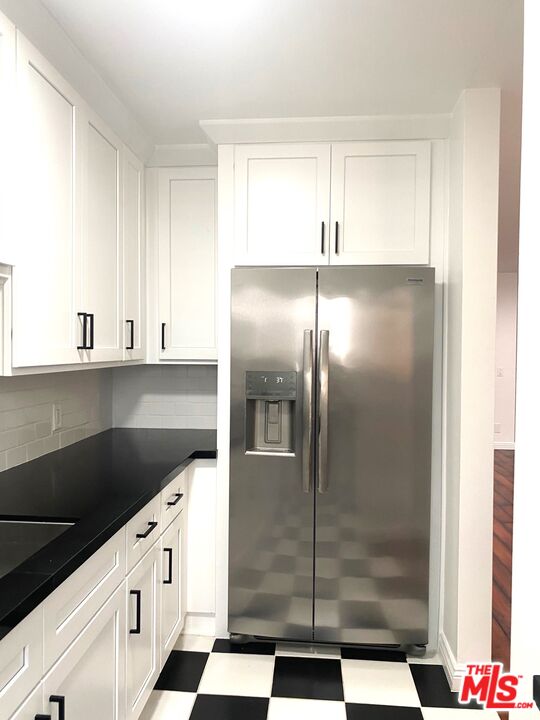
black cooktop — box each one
[0,428,216,641]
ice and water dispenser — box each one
[245,371,297,454]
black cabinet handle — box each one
[163,547,173,585]
[166,493,183,507]
[35,716,52,720]
[77,312,88,350]
[321,221,325,254]
[136,520,158,539]
[335,221,339,255]
[87,313,94,350]
[49,695,65,720]
[126,319,135,350]
[129,589,141,634]
[161,322,166,351]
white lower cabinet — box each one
[126,544,160,720]
[42,583,126,720]
[160,511,185,659]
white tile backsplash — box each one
[112,365,217,429]
[0,369,113,471]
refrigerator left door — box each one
[229,267,317,641]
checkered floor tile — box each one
[139,636,501,720]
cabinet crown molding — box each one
[200,113,452,145]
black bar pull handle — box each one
[129,589,141,634]
[320,221,325,254]
[136,520,158,539]
[335,221,339,255]
[161,322,166,351]
[49,695,65,720]
[35,716,52,720]
[126,319,135,350]
[166,492,183,507]
[163,547,173,585]
[87,313,95,350]
[77,312,87,350]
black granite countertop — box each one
[0,428,217,641]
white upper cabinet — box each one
[80,110,123,362]
[0,11,15,266]
[232,140,431,267]
[12,35,84,368]
[234,143,331,266]
[123,147,145,361]
[330,141,431,265]
[157,167,217,361]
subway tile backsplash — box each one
[112,365,217,429]
[0,370,113,471]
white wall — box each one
[510,0,540,713]
[0,369,112,471]
[112,365,217,429]
[441,88,500,679]
[494,272,518,447]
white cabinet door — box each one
[8,682,43,720]
[12,35,84,368]
[0,11,15,267]
[158,167,217,361]
[330,141,431,265]
[126,544,160,720]
[80,110,123,362]
[234,143,331,266]
[160,511,185,660]
[42,584,126,720]
[123,146,144,361]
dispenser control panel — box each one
[245,371,297,400]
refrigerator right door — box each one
[314,266,435,646]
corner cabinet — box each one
[232,140,432,267]
[123,148,145,361]
[154,167,217,362]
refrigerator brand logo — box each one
[459,663,534,709]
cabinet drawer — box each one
[0,607,43,719]
[160,469,187,529]
[126,495,161,571]
[43,529,126,670]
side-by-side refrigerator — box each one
[229,266,435,647]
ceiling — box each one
[40,0,523,270]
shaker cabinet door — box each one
[42,584,126,720]
[158,167,217,361]
[12,35,84,368]
[0,11,16,267]
[234,143,331,266]
[330,140,431,265]
[80,110,123,363]
[160,511,185,659]
[126,545,160,720]
[123,147,145,360]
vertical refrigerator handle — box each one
[302,329,313,493]
[318,330,329,493]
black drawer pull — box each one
[129,589,141,634]
[77,312,88,350]
[87,313,94,350]
[335,221,339,255]
[126,319,134,350]
[163,547,173,585]
[49,695,65,720]
[136,520,158,539]
[166,493,183,507]
[161,322,166,351]
[35,716,52,720]
[320,221,325,254]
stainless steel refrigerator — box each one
[229,266,434,648]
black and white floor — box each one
[140,635,499,719]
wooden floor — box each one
[492,449,514,672]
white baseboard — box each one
[438,633,467,692]
[184,613,216,637]
[494,441,515,450]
